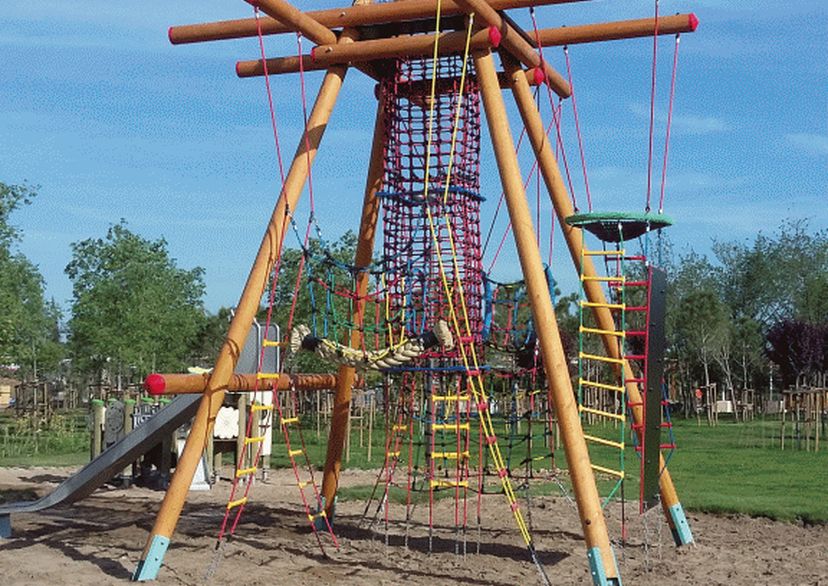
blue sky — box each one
[2,0,826,312]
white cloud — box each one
[785,133,828,157]
[628,103,729,136]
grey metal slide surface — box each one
[0,394,201,516]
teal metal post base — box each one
[313,496,335,530]
[668,502,694,546]
[587,546,622,586]
[0,514,10,538]
[132,535,170,581]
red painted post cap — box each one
[144,373,166,396]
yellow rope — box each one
[419,13,533,547]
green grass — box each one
[2,412,826,523]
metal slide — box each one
[0,394,201,537]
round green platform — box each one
[565,211,673,243]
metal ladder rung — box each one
[579,405,625,422]
[307,510,327,522]
[281,417,300,425]
[432,395,471,402]
[226,497,248,510]
[580,326,625,338]
[579,379,625,392]
[235,466,257,478]
[392,424,409,432]
[287,449,304,457]
[584,249,624,256]
[580,301,625,310]
[590,464,625,479]
[251,404,274,412]
[579,352,623,365]
[431,451,470,460]
[432,422,471,431]
[387,451,400,458]
[430,479,469,488]
[262,339,283,347]
[583,434,624,450]
[582,275,625,283]
[245,436,265,444]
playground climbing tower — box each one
[133,2,699,584]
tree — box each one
[0,182,63,377]
[65,222,206,382]
[766,319,825,388]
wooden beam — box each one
[475,46,619,580]
[502,51,692,544]
[236,14,698,78]
[453,0,570,97]
[243,0,336,45]
[169,0,586,44]
[143,372,347,394]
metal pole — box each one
[474,48,620,584]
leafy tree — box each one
[0,182,63,376]
[766,319,825,387]
[65,221,206,382]
[188,306,232,367]
[672,288,729,391]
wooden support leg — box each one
[320,92,386,519]
[501,53,693,547]
[474,48,620,585]
[133,63,350,582]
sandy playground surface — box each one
[1,466,827,585]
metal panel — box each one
[641,266,667,510]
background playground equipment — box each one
[780,387,826,452]
[123,2,700,585]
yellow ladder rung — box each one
[579,352,624,365]
[307,510,327,522]
[583,434,624,450]
[579,379,625,392]
[579,405,625,422]
[387,451,400,458]
[584,249,624,256]
[392,424,409,432]
[582,275,625,283]
[281,417,300,425]
[288,449,304,457]
[432,423,470,431]
[580,326,625,337]
[431,451,470,460]
[580,301,625,310]
[245,436,265,444]
[298,480,309,488]
[226,497,248,510]
[430,479,469,488]
[235,466,257,478]
[256,373,281,380]
[251,404,274,412]
[262,339,283,347]
[432,395,471,402]
[591,464,625,479]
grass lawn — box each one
[2,412,826,523]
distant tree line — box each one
[1,180,825,409]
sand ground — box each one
[1,466,827,585]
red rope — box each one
[563,46,593,211]
[658,34,681,214]
[254,7,286,185]
[645,0,660,212]
[529,7,579,212]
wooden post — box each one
[134,58,352,582]
[502,52,692,545]
[474,48,619,582]
[320,91,386,516]
[91,399,105,459]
